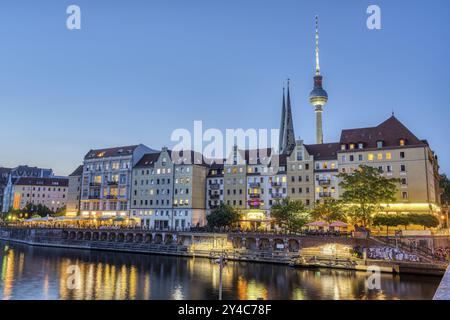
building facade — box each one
[2,166,54,213]
[10,177,68,212]
[80,144,155,218]
[66,165,83,216]
[130,148,208,230]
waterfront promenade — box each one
[0,226,447,276]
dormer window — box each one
[399,139,406,146]
[358,143,364,149]
[349,144,355,150]
[377,140,384,149]
[341,144,347,151]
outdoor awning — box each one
[329,221,348,228]
[305,221,328,227]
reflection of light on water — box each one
[129,266,137,300]
[2,249,15,299]
[143,273,151,300]
[172,284,184,300]
[292,288,306,300]
[244,280,268,300]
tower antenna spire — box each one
[315,15,320,76]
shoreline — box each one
[1,228,446,277]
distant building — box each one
[66,165,83,216]
[0,167,12,212]
[80,144,156,218]
[2,166,54,213]
[10,177,68,212]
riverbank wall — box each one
[0,227,446,276]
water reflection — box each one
[0,241,440,300]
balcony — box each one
[107,181,119,186]
[210,194,220,200]
[318,179,331,186]
[319,192,332,198]
[88,195,100,200]
[89,182,101,187]
[209,183,221,190]
[271,181,282,187]
[249,182,261,188]
[271,193,283,199]
[106,195,118,200]
[249,193,260,199]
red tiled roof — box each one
[340,116,425,149]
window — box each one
[349,144,355,150]
[399,139,405,146]
[400,164,406,172]
[386,152,392,160]
[377,153,383,160]
[358,154,363,161]
[386,165,392,173]
[368,154,374,161]
[341,144,346,151]
[400,152,405,159]
[358,143,364,149]
[401,178,407,185]
[377,141,384,148]
[349,155,354,162]
[402,191,408,199]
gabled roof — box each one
[15,177,69,187]
[69,165,83,177]
[84,145,140,159]
[340,116,425,149]
[304,143,340,160]
[134,152,161,168]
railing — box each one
[209,183,221,190]
[271,193,283,199]
[107,181,119,186]
[89,182,101,187]
[88,195,100,199]
[106,195,118,199]
[249,182,261,188]
[319,192,332,198]
[318,179,331,186]
[249,194,260,199]
[271,182,282,187]
[209,194,220,200]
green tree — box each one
[440,174,450,206]
[311,199,346,223]
[409,213,440,230]
[338,165,400,227]
[206,204,241,230]
[270,198,310,233]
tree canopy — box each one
[310,199,346,223]
[338,165,399,227]
[270,198,310,232]
[206,204,241,230]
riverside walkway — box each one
[0,226,447,275]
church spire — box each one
[279,87,286,153]
[281,79,296,155]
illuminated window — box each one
[349,144,355,150]
[282,176,286,183]
[315,187,320,193]
[341,144,346,150]
[331,163,336,169]
[358,143,364,149]
[386,152,392,160]
[323,162,328,169]
[247,167,252,173]
[368,154,374,161]
[232,168,238,174]
[399,139,405,146]
[377,153,383,160]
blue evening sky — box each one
[0,0,449,176]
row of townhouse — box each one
[65,115,442,230]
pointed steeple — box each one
[282,79,296,155]
[279,87,286,153]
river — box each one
[0,240,440,300]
